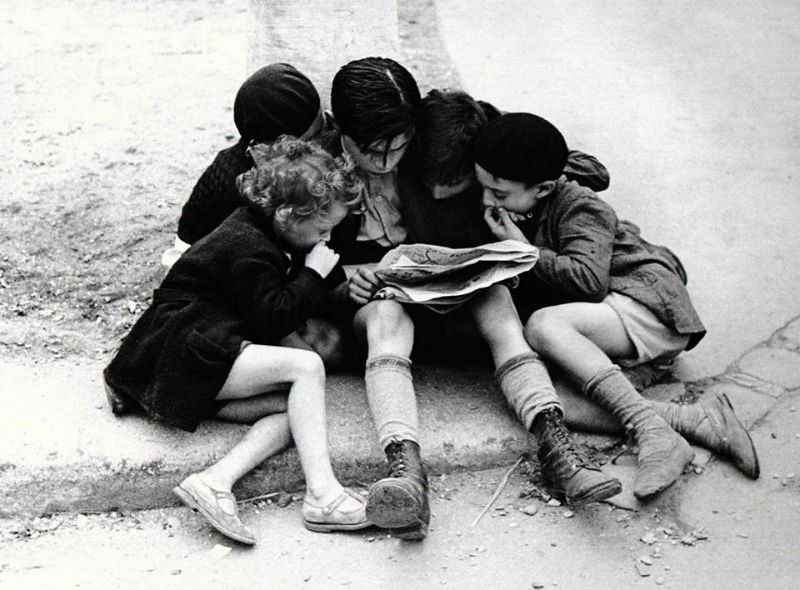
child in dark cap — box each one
[165,63,326,262]
[473,113,759,499]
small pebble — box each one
[639,556,654,565]
[640,532,657,545]
[546,498,562,507]
[562,510,574,519]
[655,576,666,585]
[635,562,651,577]
[531,582,545,589]
[521,504,539,516]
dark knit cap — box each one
[474,112,568,185]
[233,63,320,142]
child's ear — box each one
[538,180,557,196]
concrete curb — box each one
[2,316,799,519]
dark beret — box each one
[233,63,320,142]
[474,112,568,184]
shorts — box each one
[604,292,689,367]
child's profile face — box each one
[475,164,547,215]
[342,132,412,175]
[280,201,348,253]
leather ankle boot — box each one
[585,368,694,499]
[366,440,430,540]
[658,393,760,479]
[535,409,622,504]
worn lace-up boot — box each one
[656,393,760,479]
[535,408,622,504]
[585,367,694,499]
[366,440,430,540]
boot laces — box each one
[386,443,409,477]
[544,412,589,467]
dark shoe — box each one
[104,375,132,416]
[536,409,622,504]
[366,440,430,539]
[661,393,760,479]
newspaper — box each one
[373,240,539,313]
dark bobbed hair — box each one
[415,89,500,186]
[237,136,363,227]
[330,57,421,149]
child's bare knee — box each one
[367,300,413,338]
[292,349,326,382]
[525,307,568,349]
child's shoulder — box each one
[550,179,618,222]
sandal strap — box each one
[312,488,364,515]
[189,475,237,514]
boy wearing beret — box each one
[473,113,758,498]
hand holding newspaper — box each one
[372,240,539,313]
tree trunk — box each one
[248,0,400,109]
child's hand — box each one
[483,206,530,243]
[305,242,340,278]
[347,267,383,305]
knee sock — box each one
[582,366,657,431]
[365,354,418,449]
[495,352,562,431]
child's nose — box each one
[482,189,496,207]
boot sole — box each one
[392,520,429,541]
[366,485,424,529]
[718,393,760,479]
[567,478,623,505]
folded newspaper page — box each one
[373,240,539,313]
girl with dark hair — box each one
[104,137,368,544]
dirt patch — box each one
[0,0,458,363]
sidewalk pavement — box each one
[2,316,800,520]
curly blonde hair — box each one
[236,136,363,227]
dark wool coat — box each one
[511,178,706,349]
[104,207,333,432]
[177,141,252,244]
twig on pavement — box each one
[471,455,524,527]
[238,491,284,504]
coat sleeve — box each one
[227,247,332,342]
[563,150,610,192]
[521,195,617,302]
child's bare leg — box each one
[207,345,350,504]
[469,284,621,504]
[525,303,693,498]
[215,390,289,424]
[354,300,428,538]
[469,285,561,425]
